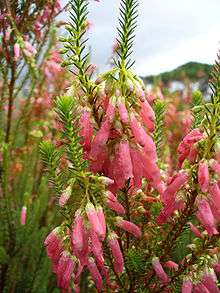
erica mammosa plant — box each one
[41,0,220,292]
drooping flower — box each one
[152,257,170,284]
[87,257,103,292]
[196,198,218,236]
[108,232,124,273]
[164,260,179,271]
[59,185,71,207]
[193,283,210,293]
[106,190,125,215]
[181,279,193,293]
[116,217,141,238]
[56,252,76,290]
[118,140,133,181]
[198,160,209,193]
[209,182,220,222]
[188,222,204,239]
[201,269,220,293]
[210,159,220,177]
[161,171,188,204]
[71,211,86,252]
[86,203,105,239]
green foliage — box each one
[191,90,204,128]
[172,225,194,262]
[55,95,86,171]
[116,0,139,69]
[126,248,145,274]
[153,99,166,156]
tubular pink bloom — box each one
[79,111,93,151]
[107,197,125,215]
[96,206,106,240]
[71,211,85,251]
[157,198,177,225]
[140,100,155,132]
[188,145,198,163]
[89,229,104,267]
[87,258,103,292]
[152,257,170,284]
[196,198,218,236]
[193,283,210,293]
[202,270,219,293]
[99,176,114,185]
[44,227,63,263]
[20,206,27,225]
[209,182,220,222]
[210,159,220,178]
[188,222,204,239]
[59,185,71,207]
[108,232,124,273]
[130,115,148,147]
[130,147,144,188]
[118,98,129,124]
[106,98,116,123]
[14,43,20,60]
[116,217,141,238]
[164,261,179,271]
[57,252,76,289]
[86,203,104,239]
[90,119,110,160]
[182,279,193,293]
[198,160,209,193]
[118,140,133,180]
[184,128,204,144]
[161,171,188,204]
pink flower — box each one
[106,98,116,123]
[118,140,133,181]
[59,185,71,207]
[24,41,37,57]
[20,206,27,225]
[210,159,220,178]
[86,203,104,239]
[161,171,188,204]
[118,98,129,124]
[164,261,179,271]
[14,43,20,60]
[44,227,63,265]
[90,119,110,162]
[196,198,218,236]
[188,222,204,239]
[71,211,86,251]
[116,217,141,238]
[130,115,149,147]
[193,283,210,293]
[96,206,106,240]
[209,182,220,222]
[201,270,219,293]
[87,258,103,292]
[198,160,209,193]
[89,229,104,267]
[181,279,193,293]
[140,100,155,132]
[152,257,170,284]
[79,111,93,153]
[130,147,144,188]
[106,191,125,215]
[56,252,76,289]
[108,232,124,273]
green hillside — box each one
[142,62,212,84]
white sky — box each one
[62,0,220,76]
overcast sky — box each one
[63,0,220,76]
